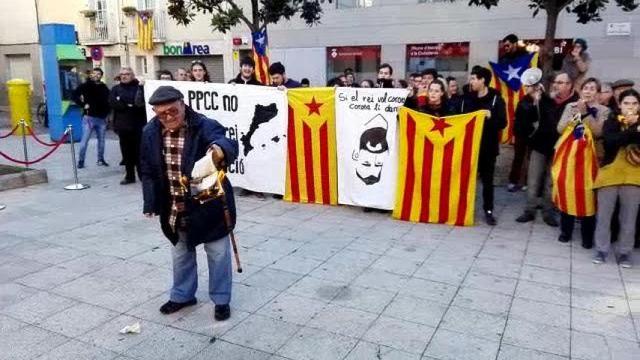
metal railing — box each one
[79,8,167,44]
[125,9,167,42]
[80,11,117,43]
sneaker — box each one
[507,183,519,192]
[159,299,197,314]
[214,304,231,321]
[516,211,535,223]
[558,234,571,243]
[484,210,497,226]
[542,213,559,227]
[521,186,528,191]
[618,254,632,268]
[592,252,607,264]
[77,161,85,169]
[97,160,109,167]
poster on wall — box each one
[144,80,288,195]
[335,87,409,210]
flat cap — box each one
[148,85,184,105]
[611,79,635,90]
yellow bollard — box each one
[7,79,32,136]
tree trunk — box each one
[251,0,260,30]
[542,5,559,78]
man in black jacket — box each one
[140,86,238,321]
[461,66,507,225]
[514,69,560,227]
[109,67,146,184]
[72,67,110,168]
[499,34,529,65]
[229,57,263,85]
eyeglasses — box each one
[553,81,571,85]
[120,72,132,76]
[191,60,204,64]
[152,107,180,119]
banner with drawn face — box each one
[144,80,288,195]
[335,87,409,209]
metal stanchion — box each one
[64,124,90,191]
[20,120,29,169]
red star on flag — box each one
[430,117,451,136]
[305,97,323,116]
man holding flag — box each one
[461,66,507,225]
[490,39,537,192]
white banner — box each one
[144,80,288,195]
[335,87,409,210]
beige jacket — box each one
[557,102,610,162]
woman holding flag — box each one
[554,78,609,248]
[592,89,640,267]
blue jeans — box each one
[78,115,107,163]
[170,232,232,305]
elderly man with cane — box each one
[140,85,239,321]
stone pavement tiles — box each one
[1,134,639,359]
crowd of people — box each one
[395,34,639,267]
[71,33,639,267]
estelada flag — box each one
[285,88,337,205]
[393,108,486,226]
[551,118,598,217]
[252,29,270,85]
[136,11,154,51]
[489,52,538,144]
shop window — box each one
[327,46,380,84]
[406,42,469,77]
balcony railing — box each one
[79,8,167,45]
[80,11,118,44]
[125,9,167,42]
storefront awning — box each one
[56,44,85,61]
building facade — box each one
[0,0,638,109]
[269,0,640,87]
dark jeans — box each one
[508,136,528,185]
[478,155,496,212]
[560,212,595,248]
[118,130,142,181]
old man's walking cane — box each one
[181,170,243,273]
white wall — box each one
[0,0,39,45]
[270,47,327,86]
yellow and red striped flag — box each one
[393,108,486,226]
[285,88,337,205]
[252,29,270,85]
[136,11,154,51]
[489,52,538,144]
[551,118,598,217]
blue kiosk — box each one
[40,23,88,142]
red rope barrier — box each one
[0,133,68,165]
[27,127,57,147]
[0,124,20,139]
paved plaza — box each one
[1,126,639,360]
